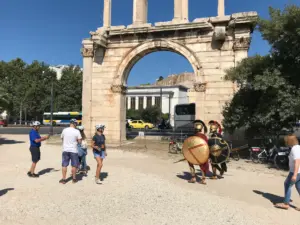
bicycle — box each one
[228,142,247,161]
[230,149,240,161]
[168,135,187,154]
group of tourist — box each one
[27,119,107,184]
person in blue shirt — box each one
[28,121,49,178]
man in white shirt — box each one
[59,119,82,184]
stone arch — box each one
[114,39,204,86]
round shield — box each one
[182,136,210,165]
[208,137,230,164]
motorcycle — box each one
[249,146,264,163]
[168,135,187,154]
[273,146,290,170]
[158,120,172,130]
[263,139,290,169]
[249,138,277,163]
[249,138,290,170]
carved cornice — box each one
[194,83,207,92]
[81,47,94,57]
[233,37,251,50]
[91,29,108,48]
[213,26,226,41]
[111,85,127,94]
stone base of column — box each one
[127,23,152,29]
[172,18,189,24]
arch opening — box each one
[119,40,203,135]
[115,40,204,86]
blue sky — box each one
[0,0,298,85]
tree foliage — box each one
[223,5,300,137]
[127,106,166,124]
[53,66,82,112]
[0,59,82,122]
[140,106,161,124]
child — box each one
[77,126,88,175]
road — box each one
[0,127,192,137]
[0,127,64,135]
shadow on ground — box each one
[0,188,14,197]
[253,190,284,204]
[0,138,25,145]
[100,172,108,181]
[177,171,218,182]
[39,168,60,176]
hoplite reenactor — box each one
[208,120,228,179]
[182,120,210,184]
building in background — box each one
[49,65,82,80]
[126,85,189,126]
[49,65,69,80]
[153,72,196,104]
[0,110,7,119]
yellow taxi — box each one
[129,120,154,129]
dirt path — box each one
[0,135,299,225]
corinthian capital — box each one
[194,83,206,92]
[111,85,127,94]
[81,39,94,57]
[233,37,251,50]
[81,47,94,57]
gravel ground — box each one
[0,135,299,225]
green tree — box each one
[126,109,141,120]
[23,61,55,120]
[0,86,8,111]
[140,106,161,124]
[53,65,82,112]
[0,59,82,122]
[223,5,300,137]
[158,76,164,81]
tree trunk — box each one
[19,103,22,125]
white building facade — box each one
[126,85,189,126]
[49,65,82,80]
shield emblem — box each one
[182,136,210,165]
[208,137,230,164]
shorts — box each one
[93,150,106,159]
[62,152,79,167]
[30,146,41,163]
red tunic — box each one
[195,132,209,173]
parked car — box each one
[0,119,8,127]
[129,120,154,129]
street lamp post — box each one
[50,79,54,135]
[160,87,163,119]
[48,68,61,135]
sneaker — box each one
[27,172,39,178]
[95,178,102,185]
[72,179,78,184]
[59,179,66,184]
